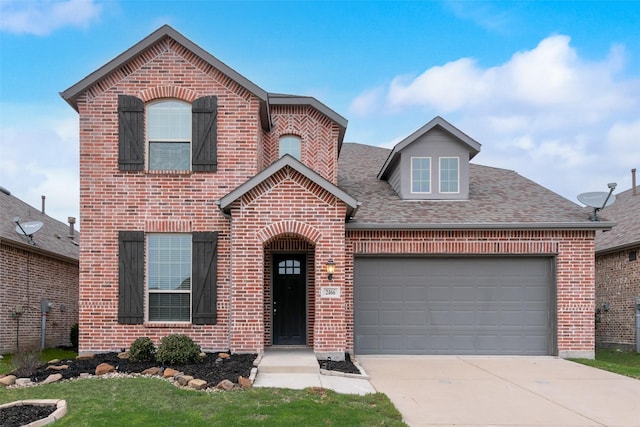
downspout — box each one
[216,201,233,351]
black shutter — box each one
[118,95,144,171]
[192,96,218,172]
[118,231,144,324]
[192,231,218,324]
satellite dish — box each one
[577,182,617,221]
[14,219,43,245]
[577,192,616,208]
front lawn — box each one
[571,349,640,379]
[0,376,406,426]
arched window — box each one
[279,135,301,160]
[147,100,191,170]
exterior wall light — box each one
[326,260,335,281]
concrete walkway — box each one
[359,356,640,427]
[253,349,375,395]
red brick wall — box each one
[595,247,640,350]
[228,166,347,354]
[346,229,597,358]
[0,243,79,353]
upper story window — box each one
[118,95,218,173]
[279,135,301,160]
[411,157,431,193]
[439,157,459,193]
[147,100,192,171]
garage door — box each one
[354,257,554,355]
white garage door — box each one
[354,257,555,355]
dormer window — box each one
[411,157,431,193]
[439,157,459,193]
[279,135,301,160]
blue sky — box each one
[1,0,639,227]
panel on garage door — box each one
[354,257,554,355]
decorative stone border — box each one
[319,358,370,379]
[0,399,67,426]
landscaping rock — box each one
[48,359,60,364]
[142,367,162,376]
[176,375,194,386]
[238,375,252,388]
[163,368,181,379]
[15,378,33,387]
[77,353,95,360]
[218,352,230,359]
[41,373,63,385]
[95,363,115,375]
[46,364,69,371]
[188,379,207,390]
[215,379,235,390]
[118,352,129,360]
[0,375,17,387]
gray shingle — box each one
[0,190,79,261]
[595,186,640,253]
[338,143,609,228]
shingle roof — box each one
[338,143,613,230]
[594,186,640,253]
[0,189,79,261]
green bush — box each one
[129,337,156,362]
[156,334,201,365]
[70,323,79,350]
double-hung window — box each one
[147,234,192,322]
[147,100,192,171]
[411,157,431,193]
[439,157,459,193]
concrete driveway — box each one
[358,356,640,427]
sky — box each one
[1,0,639,228]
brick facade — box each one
[0,243,79,353]
[595,247,640,350]
[346,229,597,358]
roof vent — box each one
[0,186,10,196]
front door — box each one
[272,254,307,345]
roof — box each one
[216,155,360,218]
[0,188,79,262]
[378,116,481,180]
[338,143,614,230]
[60,25,347,144]
[594,186,640,254]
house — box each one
[0,188,79,353]
[60,25,611,360]
[594,169,640,352]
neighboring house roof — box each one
[339,143,614,230]
[60,25,347,144]
[594,186,640,254]
[378,116,481,180]
[217,155,360,218]
[0,188,79,262]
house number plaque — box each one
[321,286,340,298]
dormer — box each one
[377,116,481,200]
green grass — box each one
[0,377,406,426]
[571,349,640,379]
[0,348,78,375]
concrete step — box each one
[258,348,320,374]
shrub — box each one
[156,334,201,365]
[70,323,79,350]
[12,348,41,377]
[129,337,156,362]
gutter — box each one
[345,221,616,231]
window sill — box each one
[145,170,193,176]
[144,322,193,329]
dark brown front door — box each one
[272,254,306,345]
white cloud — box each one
[0,0,102,35]
[349,34,640,201]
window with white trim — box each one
[411,157,431,193]
[279,135,301,160]
[147,234,191,322]
[147,100,191,170]
[439,157,459,193]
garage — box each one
[354,257,555,355]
